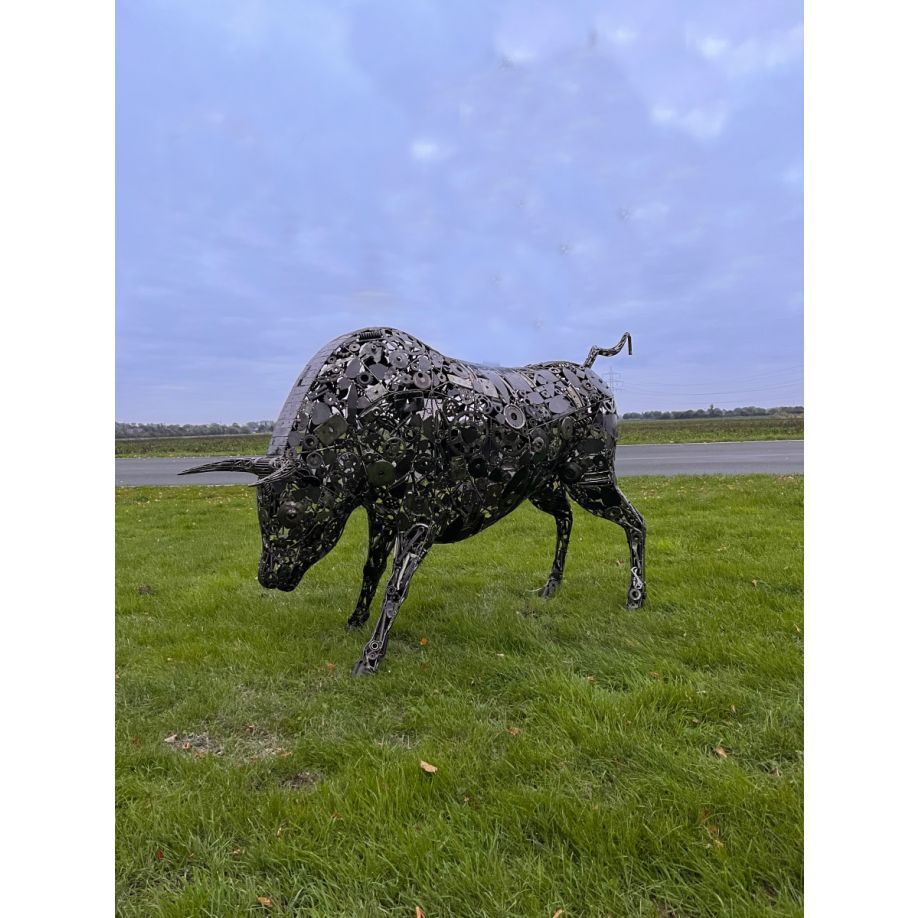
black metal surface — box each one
[180,327,646,675]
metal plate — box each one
[316,415,347,445]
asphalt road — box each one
[115,440,803,486]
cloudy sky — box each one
[117,0,802,423]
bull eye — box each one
[278,502,304,525]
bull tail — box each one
[583,332,632,368]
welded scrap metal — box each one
[180,326,645,677]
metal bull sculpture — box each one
[181,327,646,676]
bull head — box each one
[180,455,354,591]
[178,456,297,486]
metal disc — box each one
[503,405,525,429]
[366,460,396,487]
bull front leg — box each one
[529,480,573,598]
[352,522,435,676]
[346,511,397,631]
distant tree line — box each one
[115,421,274,439]
[622,406,804,420]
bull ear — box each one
[178,457,283,477]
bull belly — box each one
[434,499,527,543]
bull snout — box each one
[258,551,301,591]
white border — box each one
[806,1,917,914]
[0,2,113,910]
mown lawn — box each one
[114,417,803,457]
[619,417,802,445]
[116,476,803,917]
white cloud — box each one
[651,104,728,141]
[687,23,802,76]
[696,35,729,60]
[409,139,452,163]
[609,27,637,47]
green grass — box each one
[115,417,803,457]
[619,417,803,445]
[116,476,803,917]
[115,434,274,457]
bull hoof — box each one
[539,579,560,599]
[346,617,368,632]
[626,588,645,610]
[351,659,377,677]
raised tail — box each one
[583,332,632,368]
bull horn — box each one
[178,456,285,477]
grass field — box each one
[116,475,803,917]
[114,416,804,457]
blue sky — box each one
[117,0,802,422]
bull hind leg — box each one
[566,479,646,609]
[529,480,573,598]
[347,511,397,631]
[352,522,434,676]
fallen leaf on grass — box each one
[416,908,426,918]
[325,662,336,672]
[181,742,191,751]
[507,726,520,737]
[163,734,178,744]
[730,704,737,714]
[243,723,257,733]
[419,760,438,774]
[231,847,244,856]
[419,637,429,646]
[714,746,729,759]
[154,848,164,861]
[615,558,625,566]
[553,910,565,918]
[585,675,597,684]
[256,896,273,908]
